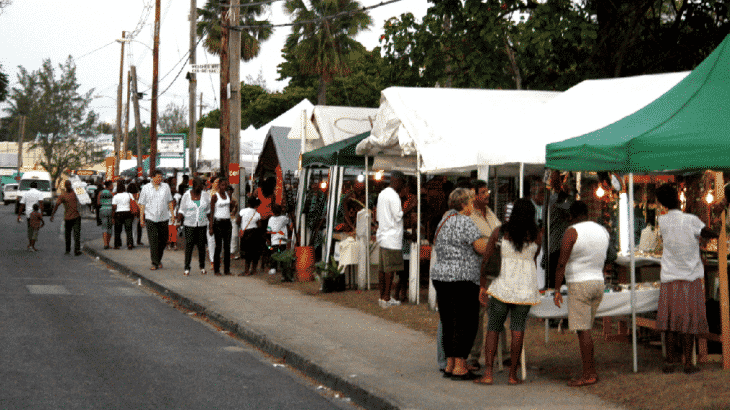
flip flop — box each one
[473,376,493,385]
[508,377,523,385]
[150,265,159,270]
[567,376,598,387]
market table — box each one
[529,285,660,319]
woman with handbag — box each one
[431,188,488,381]
[127,181,144,246]
[475,198,542,386]
[177,178,211,276]
[112,182,135,249]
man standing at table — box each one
[138,170,175,270]
[376,171,405,308]
[553,200,609,387]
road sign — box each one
[158,133,185,158]
[190,64,220,73]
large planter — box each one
[295,246,315,282]
[321,275,346,293]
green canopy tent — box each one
[300,131,373,273]
[301,131,372,167]
[547,34,730,173]
[546,34,730,372]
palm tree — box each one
[284,0,372,105]
[197,0,273,61]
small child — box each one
[267,203,291,278]
[28,203,45,251]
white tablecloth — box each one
[615,254,661,267]
[334,237,360,267]
[529,287,659,319]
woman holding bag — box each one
[431,188,488,381]
[209,178,236,276]
[474,198,541,386]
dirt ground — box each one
[207,249,728,410]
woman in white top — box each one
[209,178,236,275]
[112,183,135,249]
[236,196,262,276]
[177,178,211,276]
[475,199,541,386]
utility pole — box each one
[219,1,230,179]
[16,115,26,180]
[115,31,126,179]
[150,0,162,175]
[199,93,203,119]
[123,70,131,155]
[130,66,144,174]
[230,0,241,207]
[188,0,197,174]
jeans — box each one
[146,219,168,267]
[64,217,81,254]
[213,218,232,274]
[114,211,133,248]
[183,226,207,271]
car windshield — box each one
[5,185,17,191]
[19,180,51,192]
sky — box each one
[0,0,430,125]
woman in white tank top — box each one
[209,178,236,275]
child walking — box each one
[29,203,45,251]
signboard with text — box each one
[158,133,186,159]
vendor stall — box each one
[547,34,730,371]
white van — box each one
[18,171,54,215]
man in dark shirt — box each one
[51,180,82,255]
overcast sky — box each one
[0,0,429,125]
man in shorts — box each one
[376,171,405,308]
[553,201,610,387]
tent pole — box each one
[324,166,338,263]
[412,152,422,304]
[519,163,524,198]
[629,173,638,373]
[365,157,370,291]
[719,210,730,369]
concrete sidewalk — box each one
[84,238,623,410]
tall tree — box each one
[0,64,8,102]
[197,0,273,61]
[283,0,372,104]
[3,57,101,190]
[159,101,188,133]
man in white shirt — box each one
[376,171,405,308]
[18,181,45,251]
[138,170,175,270]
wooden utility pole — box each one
[130,66,144,174]
[123,70,131,155]
[219,1,230,179]
[230,0,241,207]
[115,31,126,178]
[150,0,162,175]
[188,0,198,174]
[16,115,26,178]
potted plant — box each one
[314,258,346,293]
[270,248,296,282]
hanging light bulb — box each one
[596,186,605,198]
[357,174,365,183]
[680,191,687,203]
[374,170,384,181]
[320,181,328,190]
[706,191,715,204]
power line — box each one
[230,0,401,30]
[76,41,117,61]
[221,0,284,8]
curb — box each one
[84,246,399,410]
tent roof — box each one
[546,35,730,172]
[301,131,372,167]
[356,87,560,173]
[287,105,377,153]
[255,126,297,177]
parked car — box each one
[3,183,19,205]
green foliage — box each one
[380,0,730,91]
[2,57,100,189]
[126,123,152,155]
[197,0,273,61]
[159,102,188,134]
[314,257,344,280]
[283,0,373,104]
[0,64,7,102]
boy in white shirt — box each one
[267,203,292,279]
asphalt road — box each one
[0,203,354,409]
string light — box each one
[357,174,364,183]
[596,186,605,198]
[374,170,384,181]
[706,191,714,204]
[320,181,327,190]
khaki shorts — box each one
[567,280,604,331]
[379,248,403,273]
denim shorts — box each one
[486,297,532,332]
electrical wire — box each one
[76,41,117,61]
[230,0,401,30]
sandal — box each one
[450,371,479,381]
[567,376,598,387]
[508,377,523,385]
[473,376,493,385]
[150,265,160,270]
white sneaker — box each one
[269,268,276,275]
[378,299,389,309]
[387,299,401,307]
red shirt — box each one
[56,192,81,220]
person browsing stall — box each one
[376,171,406,308]
[553,200,610,387]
